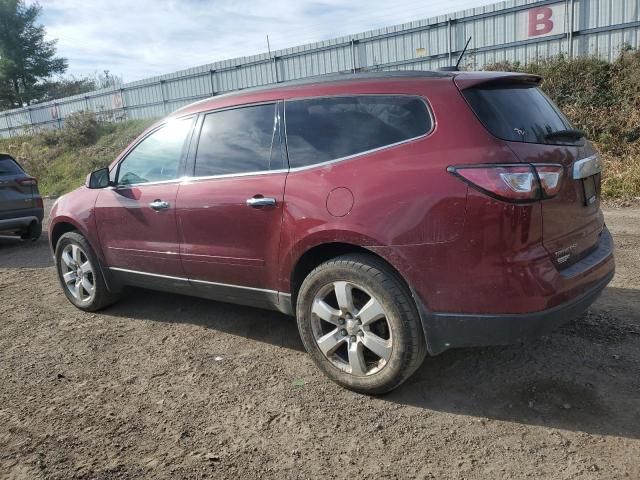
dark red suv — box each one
[49,71,614,393]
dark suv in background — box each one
[0,154,43,241]
[49,71,614,394]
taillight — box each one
[534,164,563,197]
[36,197,44,209]
[17,177,38,186]
[447,164,563,203]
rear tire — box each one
[296,253,426,394]
[55,231,121,311]
[20,221,42,241]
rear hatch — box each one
[457,76,604,268]
[0,154,37,213]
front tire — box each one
[55,232,121,311]
[296,253,426,394]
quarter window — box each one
[194,103,282,177]
[117,118,193,185]
[285,95,431,168]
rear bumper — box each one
[0,207,44,233]
[415,227,615,355]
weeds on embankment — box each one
[0,113,154,195]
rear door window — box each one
[463,86,575,144]
[193,103,283,177]
[0,156,24,176]
[285,95,431,168]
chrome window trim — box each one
[287,133,429,173]
[182,168,289,184]
[109,267,282,294]
[573,154,602,180]
[108,176,189,189]
[107,168,289,190]
[108,168,292,188]
[283,94,434,172]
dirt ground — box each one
[1,200,638,480]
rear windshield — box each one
[0,156,24,175]
[463,86,577,145]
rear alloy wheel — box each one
[311,281,392,377]
[55,232,121,311]
[296,254,426,394]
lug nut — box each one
[345,313,352,319]
[339,318,345,325]
[350,335,357,342]
[340,329,347,336]
[357,330,364,337]
[355,318,362,325]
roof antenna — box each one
[439,36,472,72]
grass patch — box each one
[0,114,155,196]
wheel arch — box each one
[50,219,119,294]
[49,220,79,253]
[289,242,412,308]
[49,216,105,262]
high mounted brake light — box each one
[447,164,563,203]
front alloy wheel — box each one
[60,243,96,304]
[55,231,121,311]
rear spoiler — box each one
[453,72,542,90]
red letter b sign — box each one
[528,6,554,36]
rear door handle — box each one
[149,199,170,211]
[246,196,276,208]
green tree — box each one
[39,76,96,101]
[0,0,67,109]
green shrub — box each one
[58,111,101,147]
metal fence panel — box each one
[1,0,639,137]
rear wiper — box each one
[544,129,585,141]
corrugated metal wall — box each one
[1,0,638,137]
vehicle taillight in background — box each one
[447,164,563,203]
[36,197,44,209]
[17,177,38,186]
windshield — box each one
[463,85,579,145]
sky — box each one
[36,0,498,83]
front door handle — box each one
[246,196,277,208]
[149,199,170,211]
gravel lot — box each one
[1,200,639,479]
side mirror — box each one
[86,167,112,189]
